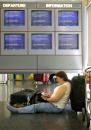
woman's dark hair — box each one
[56,71,70,82]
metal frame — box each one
[1,32,28,55]
[1,8,27,31]
[55,8,81,31]
[29,32,55,55]
[56,31,82,55]
[28,9,54,31]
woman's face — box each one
[56,76,63,83]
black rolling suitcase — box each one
[10,89,38,106]
[70,75,86,112]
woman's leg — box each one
[34,103,63,113]
[7,103,36,113]
[7,102,63,113]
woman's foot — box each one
[13,103,25,108]
[7,103,19,113]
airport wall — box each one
[0,1,83,73]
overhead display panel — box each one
[31,10,52,26]
[1,9,27,31]
[31,34,52,50]
[4,33,25,50]
[4,10,25,26]
[55,9,81,31]
[56,32,82,55]
[29,32,55,55]
[58,10,78,26]
[1,32,28,55]
[28,9,54,31]
[58,34,79,49]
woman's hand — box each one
[41,91,52,97]
[41,95,47,100]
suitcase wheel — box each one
[86,114,90,128]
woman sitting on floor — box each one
[7,71,71,113]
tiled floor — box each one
[0,81,90,130]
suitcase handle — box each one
[85,67,91,72]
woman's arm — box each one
[46,86,67,102]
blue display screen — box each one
[58,11,78,26]
[31,34,52,50]
[58,34,79,49]
[4,10,25,26]
[31,10,52,26]
[4,34,25,50]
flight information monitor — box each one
[58,10,78,26]
[31,10,52,26]
[4,10,25,26]
[31,34,52,49]
[58,34,79,49]
[4,34,25,50]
